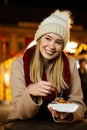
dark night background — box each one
[0,0,87,28]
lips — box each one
[45,49,55,55]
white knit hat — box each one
[35,9,73,48]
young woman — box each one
[8,10,86,123]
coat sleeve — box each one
[8,57,42,119]
[53,57,86,123]
[68,58,86,122]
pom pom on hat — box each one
[52,10,73,28]
[35,9,73,48]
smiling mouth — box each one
[45,49,55,55]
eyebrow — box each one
[46,34,63,41]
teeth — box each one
[46,50,54,54]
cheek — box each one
[56,45,63,52]
[39,41,44,48]
[39,41,47,51]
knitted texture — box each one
[35,9,73,48]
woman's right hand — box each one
[28,81,56,97]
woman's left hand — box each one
[48,107,70,120]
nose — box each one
[49,41,55,49]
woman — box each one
[8,10,86,123]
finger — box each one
[60,113,68,120]
[49,108,60,118]
[40,81,56,90]
[39,88,52,96]
[40,84,56,92]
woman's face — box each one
[39,33,64,60]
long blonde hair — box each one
[30,42,68,93]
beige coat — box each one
[8,56,86,123]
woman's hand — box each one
[48,107,71,120]
[28,81,56,97]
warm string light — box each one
[75,43,87,56]
[64,41,78,54]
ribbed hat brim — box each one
[35,23,69,48]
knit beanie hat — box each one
[35,9,73,48]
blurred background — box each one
[0,0,87,121]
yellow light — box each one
[69,48,76,53]
[65,41,78,53]
[4,73,9,86]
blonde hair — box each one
[30,42,68,94]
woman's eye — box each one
[45,37,51,41]
[56,41,63,45]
